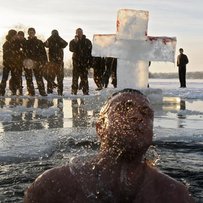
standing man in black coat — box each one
[177,48,189,88]
[0,29,17,96]
[44,30,68,95]
[69,28,92,95]
[16,31,27,95]
[0,29,23,96]
[24,27,47,96]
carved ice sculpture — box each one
[92,9,177,88]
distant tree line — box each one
[0,61,202,79]
[149,72,203,79]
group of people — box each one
[0,27,117,96]
[0,27,68,96]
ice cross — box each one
[92,9,177,88]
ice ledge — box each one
[98,88,163,104]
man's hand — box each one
[74,35,79,43]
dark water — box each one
[0,96,202,203]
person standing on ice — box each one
[15,31,27,95]
[92,56,105,90]
[44,29,68,95]
[9,31,27,95]
[24,89,194,203]
[69,28,92,95]
[103,57,117,88]
[24,27,47,96]
[0,29,22,96]
[177,48,189,88]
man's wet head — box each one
[96,89,154,160]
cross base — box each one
[117,60,149,88]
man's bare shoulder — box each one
[24,165,84,203]
[140,166,195,203]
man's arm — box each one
[58,37,68,48]
[185,55,189,64]
[177,55,180,66]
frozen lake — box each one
[0,78,203,202]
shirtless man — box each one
[24,89,194,203]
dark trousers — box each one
[0,65,22,95]
[178,66,186,87]
[56,64,64,95]
[72,60,89,95]
[46,62,64,95]
[24,63,46,96]
[93,57,105,89]
[9,67,22,95]
[0,66,10,95]
[103,58,117,88]
[111,58,117,88]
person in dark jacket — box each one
[24,27,47,96]
[44,30,68,95]
[0,29,22,96]
[11,31,27,95]
[69,28,92,95]
[177,48,189,88]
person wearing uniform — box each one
[69,28,92,95]
[177,48,189,88]
[24,27,47,96]
[44,30,68,95]
[0,29,22,96]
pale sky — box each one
[0,0,202,73]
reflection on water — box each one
[1,96,203,132]
[0,97,64,132]
[71,99,95,128]
[180,99,186,111]
[154,97,203,129]
[0,97,101,132]
[177,100,186,128]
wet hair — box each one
[6,29,17,41]
[111,88,144,98]
[28,27,36,33]
[100,88,150,117]
[107,89,148,104]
